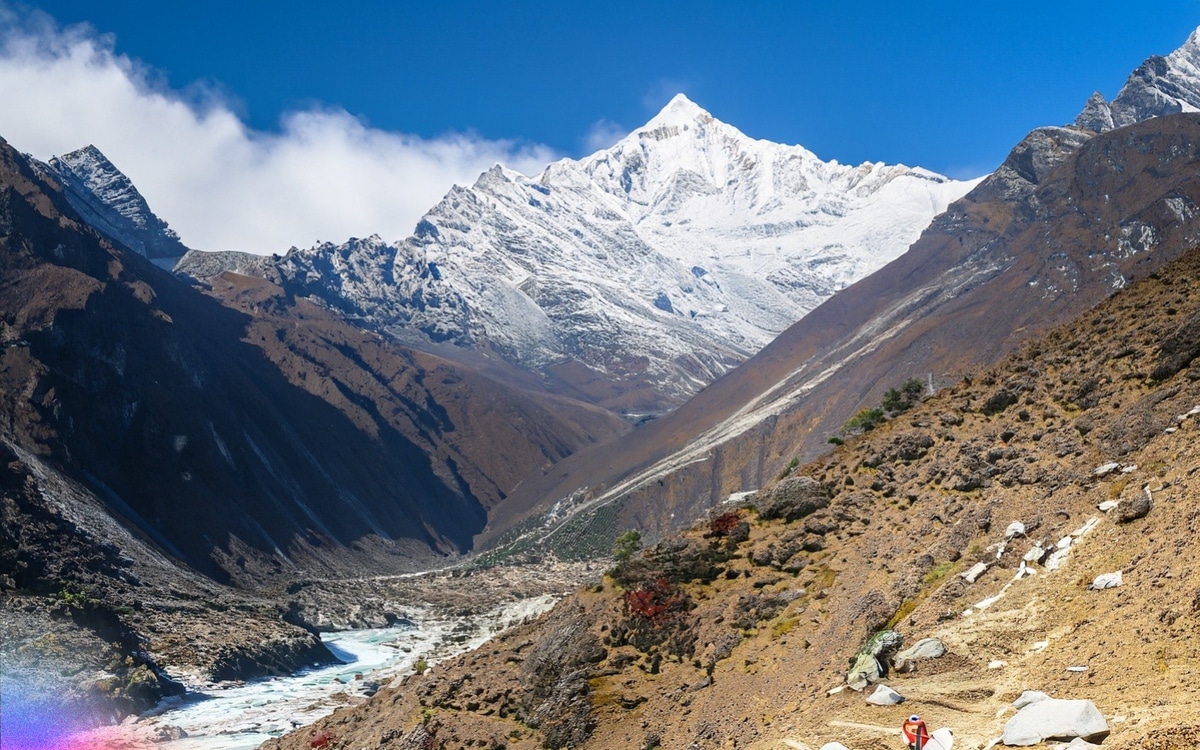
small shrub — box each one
[624,578,685,627]
[613,529,642,563]
[708,510,741,538]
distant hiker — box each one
[902,715,930,750]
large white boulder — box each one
[1002,698,1109,746]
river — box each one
[79,595,558,750]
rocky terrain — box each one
[264,243,1200,750]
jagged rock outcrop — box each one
[35,145,190,265]
[1076,28,1200,133]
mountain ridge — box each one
[177,95,974,413]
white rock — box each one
[1165,426,1178,434]
[1050,739,1101,749]
[1045,549,1070,571]
[1071,517,1100,537]
[1066,666,1090,673]
[928,728,955,750]
[866,684,905,705]
[1005,521,1026,538]
[1120,464,1137,473]
[1013,690,1051,709]
[1092,462,1120,477]
[1090,571,1123,590]
[1001,698,1109,745]
[819,744,853,750]
[1097,500,1119,512]
[1188,405,1200,417]
[988,660,1008,669]
[1029,641,1049,653]
[895,638,947,661]
[962,562,990,583]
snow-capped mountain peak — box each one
[641,93,714,129]
[38,144,189,266]
[1076,25,1200,132]
[181,96,977,413]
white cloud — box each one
[581,118,629,153]
[0,11,558,253]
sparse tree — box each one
[613,529,642,562]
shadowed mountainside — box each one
[0,134,625,586]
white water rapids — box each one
[110,595,558,749]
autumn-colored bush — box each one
[310,732,334,749]
[624,577,685,626]
[708,510,740,537]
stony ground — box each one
[261,248,1200,750]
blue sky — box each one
[0,2,1197,251]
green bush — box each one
[613,529,642,563]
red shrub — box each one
[708,510,741,537]
[624,577,684,626]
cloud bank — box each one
[0,12,558,253]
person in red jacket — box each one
[902,715,930,749]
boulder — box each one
[961,562,989,583]
[753,476,832,522]
[1050,739,1101,750]
[865,684,905,705]
[928,728,955,750]
[819,744,853,750]
[1023,545,1047,564]
[1089,571,1123,590]
[1093,462,1120,477]
[1001,698,1109,746]
[847,629,903,689]
[1005,521,1026,538]
[1115,488,1152,523]
[893,638,946,672]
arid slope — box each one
[268,245,1200,750]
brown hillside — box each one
[482,113,1200,554]
[0,134,622,722]
[0,134,626,587]
[268,243,1200,750]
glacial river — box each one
[85,595,558,750]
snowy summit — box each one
[179,96,978,409]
